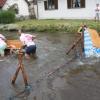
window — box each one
[67,0,85,9]
[44,0,58,10]
[72,0,80,8]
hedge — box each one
[0,10,15,24]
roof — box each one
[0,0,6,8]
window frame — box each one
[44,0,58,10]
[67,0,85,9]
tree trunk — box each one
[24,0,36,19]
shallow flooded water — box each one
[0,32,100,100]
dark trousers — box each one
[26,45,36,55]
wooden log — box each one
[11,50,28,86]
[66,35,82,55]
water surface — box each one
[0,32,100,100]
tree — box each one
[24,0,36,19]
[8,4,19,14]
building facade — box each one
[1,0,100,19]
[37,0,100,19]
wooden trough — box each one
[5,40,23,55]
[6,40,23,49]
[6,40,28,86]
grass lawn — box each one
[15,19,100,33]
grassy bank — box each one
[16,19,100,33]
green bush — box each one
[0,10,15,24]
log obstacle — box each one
[66,26,84,56]
[11,49,28,86]
[66,35,83,55]
[6,40,28,86]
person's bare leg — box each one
[0,49,5,57]
[25,53,30,59]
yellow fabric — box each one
[7,40,22,49]
[88,29,100,48]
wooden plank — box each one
[66,36,82,55]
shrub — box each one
[0,10,15,24]
[11,19,100,33]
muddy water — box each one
[0,32,100,100]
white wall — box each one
[2,0,99,19]
[3,0,29,16]
[37,0,100,19]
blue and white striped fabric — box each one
[84,29,100,57]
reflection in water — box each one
[9,85,32,100]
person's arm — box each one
[20,37,26,49]
[20,34,26,46]
[0,34,6,41]
[32,35,36,40]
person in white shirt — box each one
[0,34,7,57]
[18,29,37,59]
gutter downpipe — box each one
[37,0,39,19]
